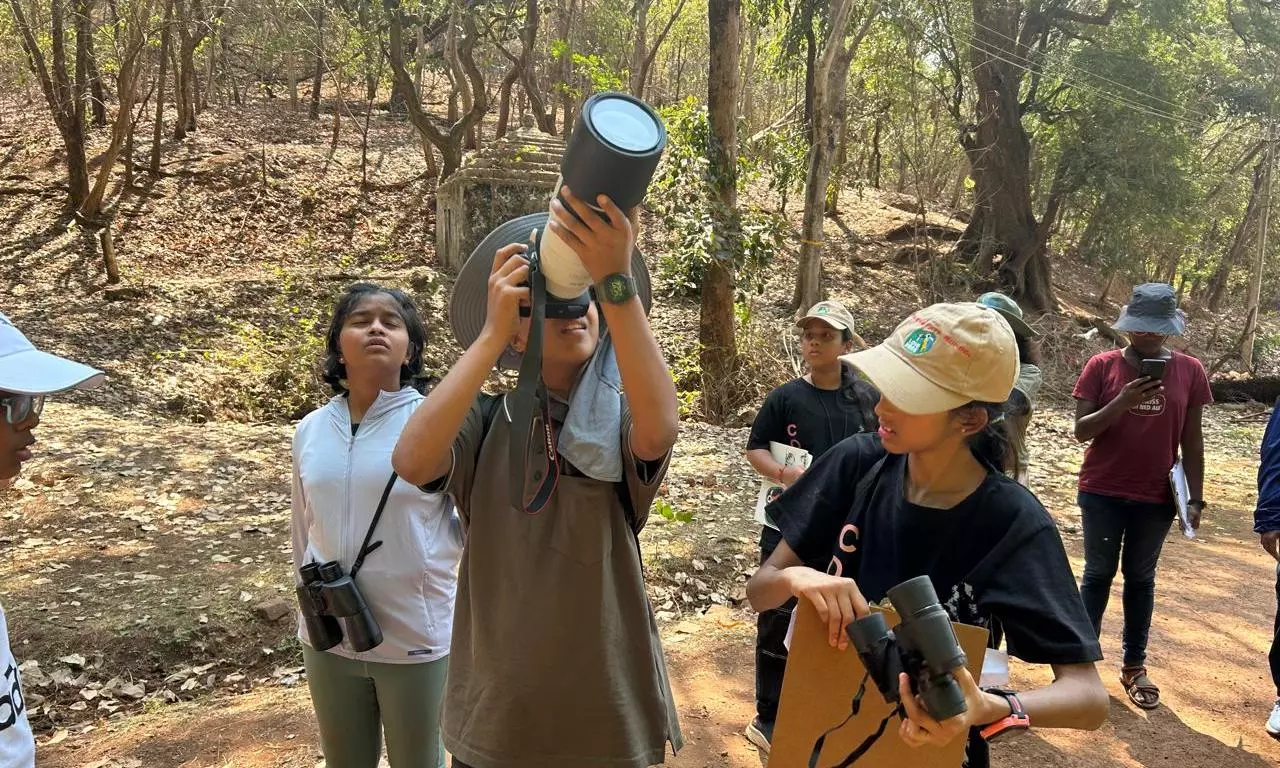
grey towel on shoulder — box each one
[558,334,624,483]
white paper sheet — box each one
[754,442,812,530]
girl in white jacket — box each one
[291,284,461,768]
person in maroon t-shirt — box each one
[1072,283,1212,712]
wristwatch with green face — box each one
[595,272,638,304]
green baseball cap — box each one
[976,291,1038,339]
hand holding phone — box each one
[1118,374,1164,409]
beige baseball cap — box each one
[841,302,1018,414]
[797,300,856,332]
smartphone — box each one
[1139,358,1167,380]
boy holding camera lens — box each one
[743,300,879,753]
[393,187,682,768]
[291,285,461,768]
[1072,282,1211,712]
[747,303,1107,767]
[0,312,104,768]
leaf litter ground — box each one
[0,100,1276,767]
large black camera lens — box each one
[591,96,664,153]
[561,92,666,213]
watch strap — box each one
[979,688,1030,742]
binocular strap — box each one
[350,473,399,579]
[809,671,903,768]
[508,264,560,515]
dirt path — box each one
[29,408,1280,768]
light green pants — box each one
[303,644,448,768]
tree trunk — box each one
[629,0,649,97]
[701,0,741,422]
[802,5,815,138]
[288,52,299,112]
[1205,154,1267,312]
[100,226,120,283]
[74,0,90,131]
[956,0,1054,313]
[516,0,553,134]
[795,0,877,312]
[384,0,486,180]
[413,20,424,97]
[86,25,109,128]
[150,0,173,174]
[740,23,757,128]
[495,66,520,139]
[443,17,477,150]
[171,0,218,137]
[1076,200,1106,263]
[221,30,239,106]
[1242,126,1274,369]
[309,2,324,120]
[82,3,153,218]
[870,115,882,188]
[493,1,538,141]
[358,0,377,101]
[555,0,576,134]
[1097,268,1116,308]
[201,23,216,109]
[825,110,850,216]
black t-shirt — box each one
[768,434,1101,767]
[747,368,880,458]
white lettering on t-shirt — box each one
[0,603,35,768]
[1129,393,1167,416]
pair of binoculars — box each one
[847,576,970,721]
[296,560,383,653]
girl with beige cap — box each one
[747,302,1107,767]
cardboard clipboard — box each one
[767,600,989,768]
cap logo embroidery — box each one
[817,306,829,314]
[903,328,937,355]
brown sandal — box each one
[1121,666,1161,710]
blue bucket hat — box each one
[1112,283,1186,336]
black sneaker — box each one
[745,716,774,754]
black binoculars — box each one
[846,575,969,721]
[296,560,383,653]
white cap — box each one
[0,312,105,395]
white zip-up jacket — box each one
[291,387,461,663]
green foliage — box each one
[199,309,327,421]
[570,51,626,94]
[650,98,786,297]
[654,497,694,523]
[751,123,808,212]
[669,348,703,418]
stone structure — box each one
[435,128,565,270]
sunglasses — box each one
[1,394,44,425]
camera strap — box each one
[809,670,903,768]
[508,261,560,514]
[350,473,399,580]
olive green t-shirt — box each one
[432,393,682,768]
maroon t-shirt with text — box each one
[1072,349,1212,504]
